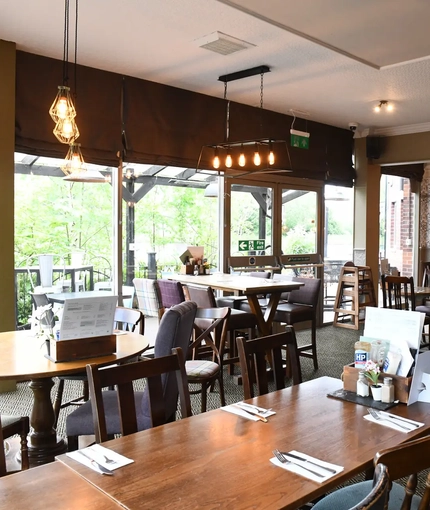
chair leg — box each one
[20,426,29,471]
[53,378,65,429]
[218,374,226,407]
[201,382,208,413]
[67,435,79,452]
[311,320,318,370]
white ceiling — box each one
[2,0,430,136]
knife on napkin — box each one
[233,404,268,422]
[281,452,337,474]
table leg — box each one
[246,293,281,336]
[28,377,67,466]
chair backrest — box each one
[351,464,389,510]
[373,433,430,509]
[185,285,217,308]
[114,306,144,334]
[86,348,191,443]
[381,274,416,310]
[30,293,55,327]
[287,276,321,307]
[158,279,186,309]
[122,285,135,308]
[141,301,197,428]
[133,278,164,319]
[236,327,302,399]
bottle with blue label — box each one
[354,341,371,369]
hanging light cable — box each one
[50,0,80,144]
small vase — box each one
[371,384,382,401]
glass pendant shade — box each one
[53,116,80,144]
[61,143,86,176]
[49,86,77,123]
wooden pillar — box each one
[0,41,16,332]
[353,137,381,304]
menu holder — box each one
[46,335,116,363]
[342,364,412,403]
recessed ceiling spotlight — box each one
[374,100,393,113]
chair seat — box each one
[312,479,420,510]
[186,360,219,378]
[215,296,247,308]
[66,390,145,437]
[1,415,25,428]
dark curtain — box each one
[15,50,355,186]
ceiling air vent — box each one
[195,31,255,55]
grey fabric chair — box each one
[313,464,389,510]
[66,301,197,451]
[0,414,30,476]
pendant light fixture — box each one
[197,65,290,176]
[61,143,106,183]
[50,0,80,144]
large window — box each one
[229,183,273,256]
[281,189,317,255]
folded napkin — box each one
[270,450,344,483]
[67,444,134,474]
[221,401,276,422]
[364,414,424,433]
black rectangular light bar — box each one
[218,65,270,83]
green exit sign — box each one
[238,240,265,252]
[290,129,310,150]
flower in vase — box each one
[362,360,381,386]
[34,304,54,342]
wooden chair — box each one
[0,414,30,476]
[236,327,302,400]
[53,307,144,428]
[185,284,257,376]
[313,433,430,510]
[187,307,230,412]
[66,301,197,450]
[86,348,191,443]
[381,274,430,348]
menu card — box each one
[58,296,117,340]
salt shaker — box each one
[356,372,369,397]
[381,377,395,403]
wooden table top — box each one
[170,273,303,295]
[0,330,149,381]
[0,462,122,509]
[57,376,430,509]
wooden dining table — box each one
[170,273,303,336]
[0,461,123,509]
[57,376,430,509]
[0,330,149,466]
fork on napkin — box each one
[364,409,424,433]
[221,401,276,422]
[67,444,134,474]
[270,449,343,483]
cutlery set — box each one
[272,449,338,478]
[366,408,421,431]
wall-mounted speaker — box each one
[366,137,382,160]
